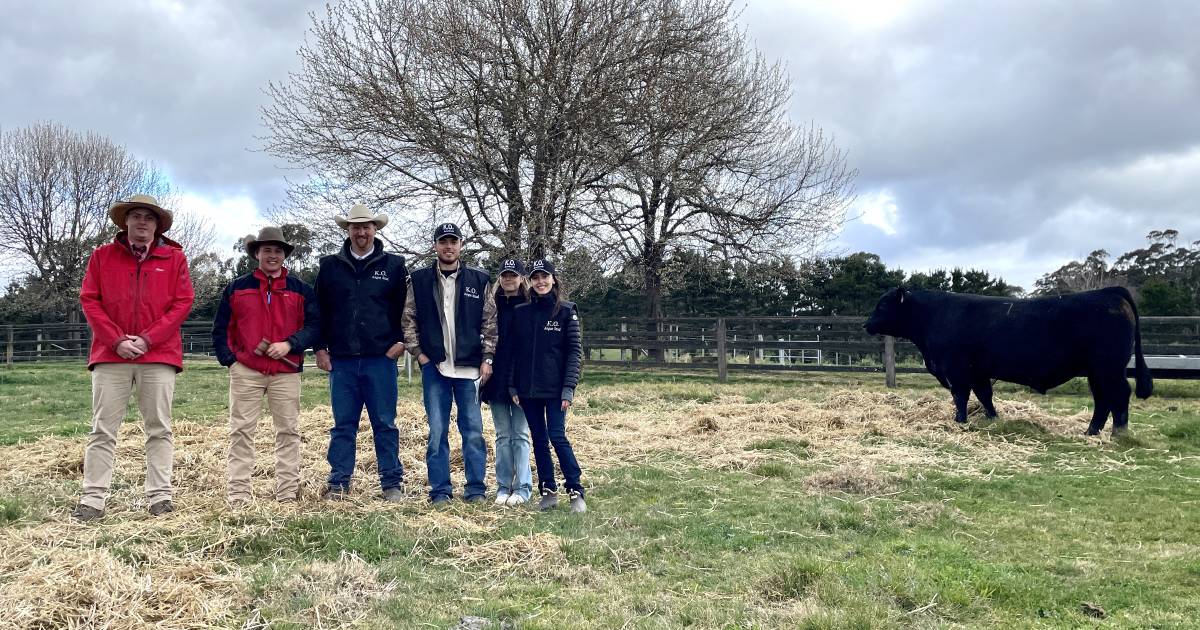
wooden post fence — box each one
[884,335,896,388]
[716,318,728,382]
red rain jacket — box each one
[80,234,194,371]
[211,267,319,374]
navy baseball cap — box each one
[528,258,556,276]
[498,258,526,276]
[432,222,463,241]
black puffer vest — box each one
[508,293,582,400]
[410,264,490,368]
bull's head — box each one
[863,287,907,336]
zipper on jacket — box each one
[527,299,543,393]
[265,275,275,367]
[132,259,144,335]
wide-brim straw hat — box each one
[334,204,389,229]
[244,226,295,257]
[109,194,173,233]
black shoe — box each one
[71,503,104,521]
[148,500,174,516]
[430,494,452,506]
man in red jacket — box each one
[212,227,319,507]
[73,195,194,521]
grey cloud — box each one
[3,0,1199,288]
[0,0,322,209]
[744,0,1200,288]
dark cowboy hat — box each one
[109,194,173,234]
[243,226,295,257]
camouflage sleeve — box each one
[481,282,498,360]
[402,275,422,358]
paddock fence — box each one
[4,316,1198,384]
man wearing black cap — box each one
[402,222,497,504]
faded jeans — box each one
[489,400,532,499]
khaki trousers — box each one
[227,362,302,501]
[80,362,176,510]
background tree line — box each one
[0,122,215,325]
[1033,229,1200,316]
[4,120,1195,322]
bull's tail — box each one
[1115,286,1154,399]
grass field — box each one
[0,360,1198,629]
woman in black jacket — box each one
[480,259,533,506]
[508,259,586,513]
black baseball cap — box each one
[498,258,526,276]
[432,222,463,241]
[528,258,556,276]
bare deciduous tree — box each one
[577,0,856,322]
[264,0,854,325]
[0,122,209,322]
[262,0,666,258]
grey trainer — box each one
[538,490,559,511]
[382,487,404,502]
[569,490,587,514]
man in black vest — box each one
[313,204,408,502]
[402,223,497,504]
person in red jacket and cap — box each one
[72,194,194,521]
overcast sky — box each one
[3,0,1198,290]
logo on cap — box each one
[503,260,516,269]
[533,260,545,270]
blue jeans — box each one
[490,400,532,500]
[422,362,487,499]
[521,398,583,495]
[327,356,403,490]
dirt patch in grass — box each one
[437,532,569,579]
[803,464,895,495]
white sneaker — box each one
[505,494,528,507]
[494,492,511,506]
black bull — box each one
[864,286,1153,435]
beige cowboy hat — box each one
[243,226,295,257]
[109,194,173,233]
[334,204,389,229]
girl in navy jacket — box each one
[507,259,586,512]
[480,259,533,506]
